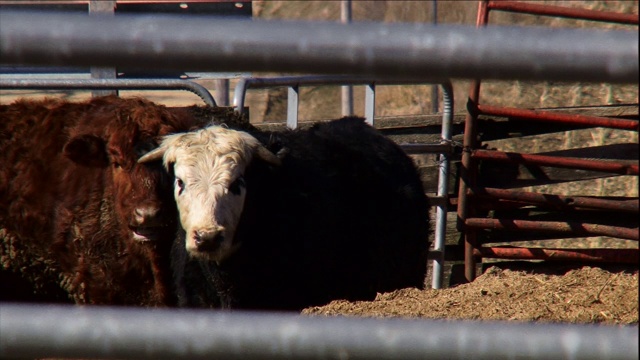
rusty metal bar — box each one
[471,187,640,213]
[486,0,639,25]
[475,247,639,264]
[459,0,491,283]
[472,149,639,175]
[476,104,639,131]
[465,218,639,241]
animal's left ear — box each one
[255,145,282,167]
[138,145,166,164]
[64,134,109,167]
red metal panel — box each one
[475,247,639,264]
[487,0,639,25]
[476,104,639,131]
[461,0,639,283]
[472,149,639,175]
[471,187,639,213]
[465,218,639,241]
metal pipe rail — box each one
[233,75,454,289]
[465,218,639,241]
[470,187,640,213]
[0,78,217,106]
[475,247,639,264]
[486,0,639,25]
[0,10,638,84]
[472,149,639,175]
[471,150,638,175]
[1,304,638,360]
[233,75,452,127]
[475,104,639,131]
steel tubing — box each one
[486,0,639,25]
[0,78,217,106]
[471,187,640,213]
[1,304,638,360]
[472,149,639,175]
[476,104,639,131]
[465,218,639,241]
[475,247,639,264]
[0,11,638,84]
[431,81,454,289]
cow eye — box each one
[176,178,185,195]
[228,176,245,195]
[113,161,121,169]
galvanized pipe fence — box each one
[0,10,637,83]
[233,75,454,289]
[0,7,638,360]
[1,303,638,360]
[0,78,217,106]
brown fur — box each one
[0,96,205,306]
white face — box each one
[160,127,259,263]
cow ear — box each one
[255,145,282,167]
[64,134,109,167]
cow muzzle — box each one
[192,228,225,253]
[130,206,169,242]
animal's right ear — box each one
[64,134,109,167]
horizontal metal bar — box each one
[487,0,639,25]
[232,75,447,112]
[472,149,639,175]
[471,187,640,213]
[0,11,637,84]
[475,247,639,264]
[465,218,639,241]
[400,142,454,154]
[0,78,216,106]
[476,104,639,131]
[1,304,637,360]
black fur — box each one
[174,117,430,311]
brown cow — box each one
[0,96,212,306]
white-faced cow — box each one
[140,117,430,310]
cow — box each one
[0,95,238,305]
[139,117,431,310]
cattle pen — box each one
[0,1,638,360]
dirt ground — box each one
[303,265,638,325]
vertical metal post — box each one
[364,83,375,125]
[458,0,490,282]
[341,0,354,117]
[89,0,117,97]
[431,81,453,289]
[430,0,439,113]
[287,85,299,129]
[213,79,229,106]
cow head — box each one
[62,99,185,243]
[139,126,280,263]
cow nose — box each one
[193,229,225,252]
[134,206,161,226]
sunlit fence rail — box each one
[0,8,638,360]
[0,10,637,83]
[1,304,638,360]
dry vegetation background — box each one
[0,1,637,325]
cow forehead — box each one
[173,148,246,188]
[163,127,257,174]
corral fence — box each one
[0,1,638,359]
[457,0,639,282]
